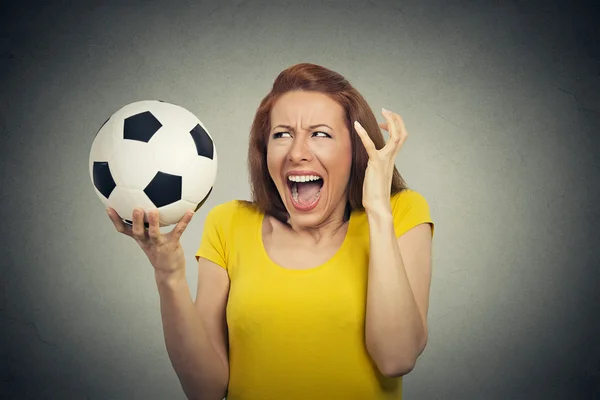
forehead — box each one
[270,91,346,127]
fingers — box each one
[146,209,162,243]
[381,108,400,145]
[381,108,408,150]
[171,210,194,241]
[379,122,391,142]
[107,206,193,243]
[131,208,149,242]
[106,207,133,237]
[354,120,378,158]
[394,113,408,142]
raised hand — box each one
[354,108,408,214]
[106,207,195,275]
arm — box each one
[353,109,432,377]
[364,209,432,377]
[155,257,230,400]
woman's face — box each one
[267,90,353,228]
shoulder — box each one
[196,200,260,267]
[391,188,430,212]
[197,200,262,259]
[205,199,243,217]
[204,199,262,227]
[390,189,434,237]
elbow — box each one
[369,347,417,378]
[373,338,427,378]
[184,385,228,400]
[377,359,416,378]
[180,371,229,400]
[368,329,428,378]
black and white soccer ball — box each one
[89,100,217,227]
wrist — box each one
[365,205,393,222]
[366,206,394,231]
[154,267,187,288]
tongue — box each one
[296,181,322,204]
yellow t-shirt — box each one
[195,189,434,400]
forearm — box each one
[155,270,228,400]
[365,210,426,376]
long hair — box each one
[247,63,407,222]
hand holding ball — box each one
[89,100,217,227]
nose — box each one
[288,136,313,163]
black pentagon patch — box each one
[189,124,214,159]
[123,219,149,229]
[144,171,182,208]
[124,111,162,142]
[92,161,116,199]
[194,186,213,211]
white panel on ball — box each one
[108,187,153,223]
[157,199,198,226]
[148,124,198,176]
[109,140,159,190]
[127,188,157,208]
[182,155,217,204]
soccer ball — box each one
[89,100,217,227]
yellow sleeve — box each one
[391,189,435,238]
[195,201,237,270]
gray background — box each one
[1,0,599,399]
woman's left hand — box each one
[354,108,408,214]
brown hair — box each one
[247,63,407,222]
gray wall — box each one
[1,0,599,399]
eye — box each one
[273,132,292,139]
[313,131,331,138]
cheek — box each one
[266,153,276,178]
[335,143,353,169]
[320,147,352,183]
[266,147,284,181]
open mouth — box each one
[286,174,324,210]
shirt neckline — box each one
[256,210,354,274]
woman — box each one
[107,63,434,400]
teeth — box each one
[287,175,322,183]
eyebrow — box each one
[272,124,333,131]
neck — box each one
[285,201,350,245]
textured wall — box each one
[1,0,599,399]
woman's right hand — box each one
[106,207,194,276]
